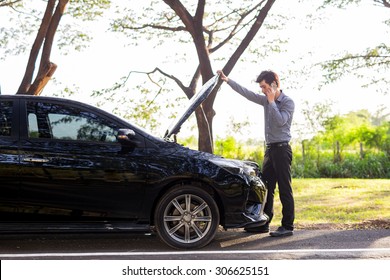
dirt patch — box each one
[295,219,390,230]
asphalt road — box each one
[1,228,389,260]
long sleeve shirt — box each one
[227,79,295,144]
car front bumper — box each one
[222,175,269,229]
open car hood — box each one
[164,74,219,140]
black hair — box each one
[255,70,280,87]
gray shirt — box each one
[227,79,294,144]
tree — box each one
[1,0,110,95]
[312,109,389,161]
[319,0,390,90]
[298,100,334,139]
[110,0,277,153]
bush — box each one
[211,137,389,178]
[302,152,389,178]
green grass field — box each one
[270,179,390,229]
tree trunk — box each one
[27,62,57,95]
[17,0,69,95]
[334,141,341,163]
[360,142,364,159]
[17,0,56,94]
[196,105,215,153]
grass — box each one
[270,179,390,229]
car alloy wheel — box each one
[155,185,219,249]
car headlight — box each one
[243,163,257,176]
[209,158,258,177]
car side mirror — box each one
[117,128,136,142]
[117,129,140,152]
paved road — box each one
[1,228,389,259]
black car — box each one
[0,75,268,249]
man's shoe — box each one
[269,226,293,237]
[244,224,269,233]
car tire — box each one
[154,185,220,249]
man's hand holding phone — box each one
[265,82,277,103]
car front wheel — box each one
[154,185,220,249]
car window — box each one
[0,101,13,137]
[26,101,119,142]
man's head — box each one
[256,70,280,94]
[256,70,279,87]
[256,71,280,89]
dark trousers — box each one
[262,144,294,230]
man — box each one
[217,70,295,237]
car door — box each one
[18,98,148,222]
[0,98,20,218]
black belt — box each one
[266,142,289,148]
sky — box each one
[0,0,389,141]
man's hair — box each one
[256,70,280,87]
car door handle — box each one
[23,157,50,163]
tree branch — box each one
[194,0,205,24]
[374,0,390,8]
[122,67,193,99]
[209,1,267,53]
[39,0,68,68]
[222,0,275,77]
[119,23,187,32]
[0,0,21,7]
[163,0,213,83]
[163,0,195,33]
